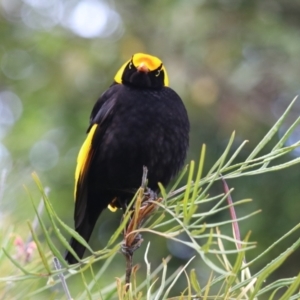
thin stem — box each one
[125,253,133,290]
[53,257,72,300]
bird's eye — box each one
[155,69,162,77]
[129,62,133,69]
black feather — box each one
[65,57,189,264]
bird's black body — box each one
[65,53,189,264]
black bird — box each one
[65,53,190,264]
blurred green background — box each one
[1,0,300,297]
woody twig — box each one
[121,166,162,291]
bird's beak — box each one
[137,62,149,73]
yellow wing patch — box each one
[74,124,98,199]
[108,197,118,212]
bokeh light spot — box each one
[0,91,23,139]
[0,91,23,124]
[190,76,219,106]
[65,0,121,38]
[29,140,59,171]
[22,0,57,9]
[0,144,12,172]
[21,0,63,30]
[1,49,33,80]
[1,0,22,22]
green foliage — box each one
[0,98,300,299]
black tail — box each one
[65,216,98,264]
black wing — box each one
[73,88,117,228]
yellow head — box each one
[114,53,169,88]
